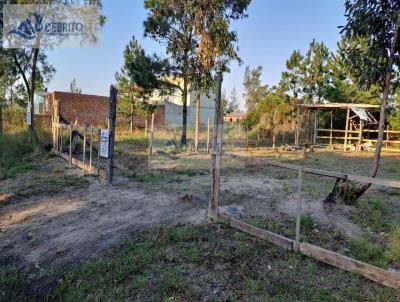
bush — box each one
[385,226,400,266]
[3,106,26,131]
[0,130,51,179]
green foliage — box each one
[116,36,173,119]
[0,130,40,180]
[385,226,400,266]
[69,78,82,94]
[300,213,315,232]
[243,65,269,110]
[349,238,387,268]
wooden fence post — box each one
[148,113,155,156]
[97,128,101,176]
[195,92,200,152]
[209,72,223,219]
[89,125,93,171]
[59,126,63,155]
[107,85,117,184]
[83,125,86,171]
[69,125,72,166]
[329,111,333,148]
[295,107,300,147]
[343,107,350,151]
[207,118,210,153]
[295,168,303,251]
[144,119,148,138]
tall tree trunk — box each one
[194,91,200,152]
[181,76,188,146]
[28,48,39,131]
[325,15,400,204]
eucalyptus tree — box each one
[143,0,198,146]
[325,0,400,203]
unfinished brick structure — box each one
[36,91,165,128]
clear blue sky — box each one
[47,0,346,109]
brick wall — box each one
[48,91,109,126]
[45,91,165,128]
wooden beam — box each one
[219,213,294,250]
[53,148,107,179]
[294,103,380,109]
[299,242,400,289]
[265,160,400,188]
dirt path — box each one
[0,178,207,279]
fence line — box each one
[216,154,400,289]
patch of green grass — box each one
[2,225,400,301]
[385,226,400,266]
[348,238,387,268]
[16,174,90,198]
[300,213,315,232]
[0,265,30,302]
[348,196,388,233]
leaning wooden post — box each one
[206,118,210,153]
[148,113,155,155]
[107,85,118,184]
[209,72,224,219]
[295,167,303,251]
[329,110,333,148]
[69,125,73,166]
[295,107,300,147]
[83,125,86,172]
[89,125,93,171]
[343,107,350,151]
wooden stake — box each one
[209,72,223,219]
[89,125,93,171]
[295,107,300,147]
[97,128,101,176]
[107,85,117,184]
[149,113,154,155]
[69,125,72,166]
[144,118,148,138]
[207,118,210,153]
[194,92,200,152]
[83,125,86,172]
[295,168,303,251]
[343,107,350,151]
[329,111,333,147]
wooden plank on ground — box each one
[299,242,400,289]
[218,213,294,250]
[52,148,107,179]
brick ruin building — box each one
[34,91,165,128]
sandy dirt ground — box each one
[1,149,382,285]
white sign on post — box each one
[26,103,32,126]
[100,129,109,158]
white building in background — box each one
[149,80,216,127]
